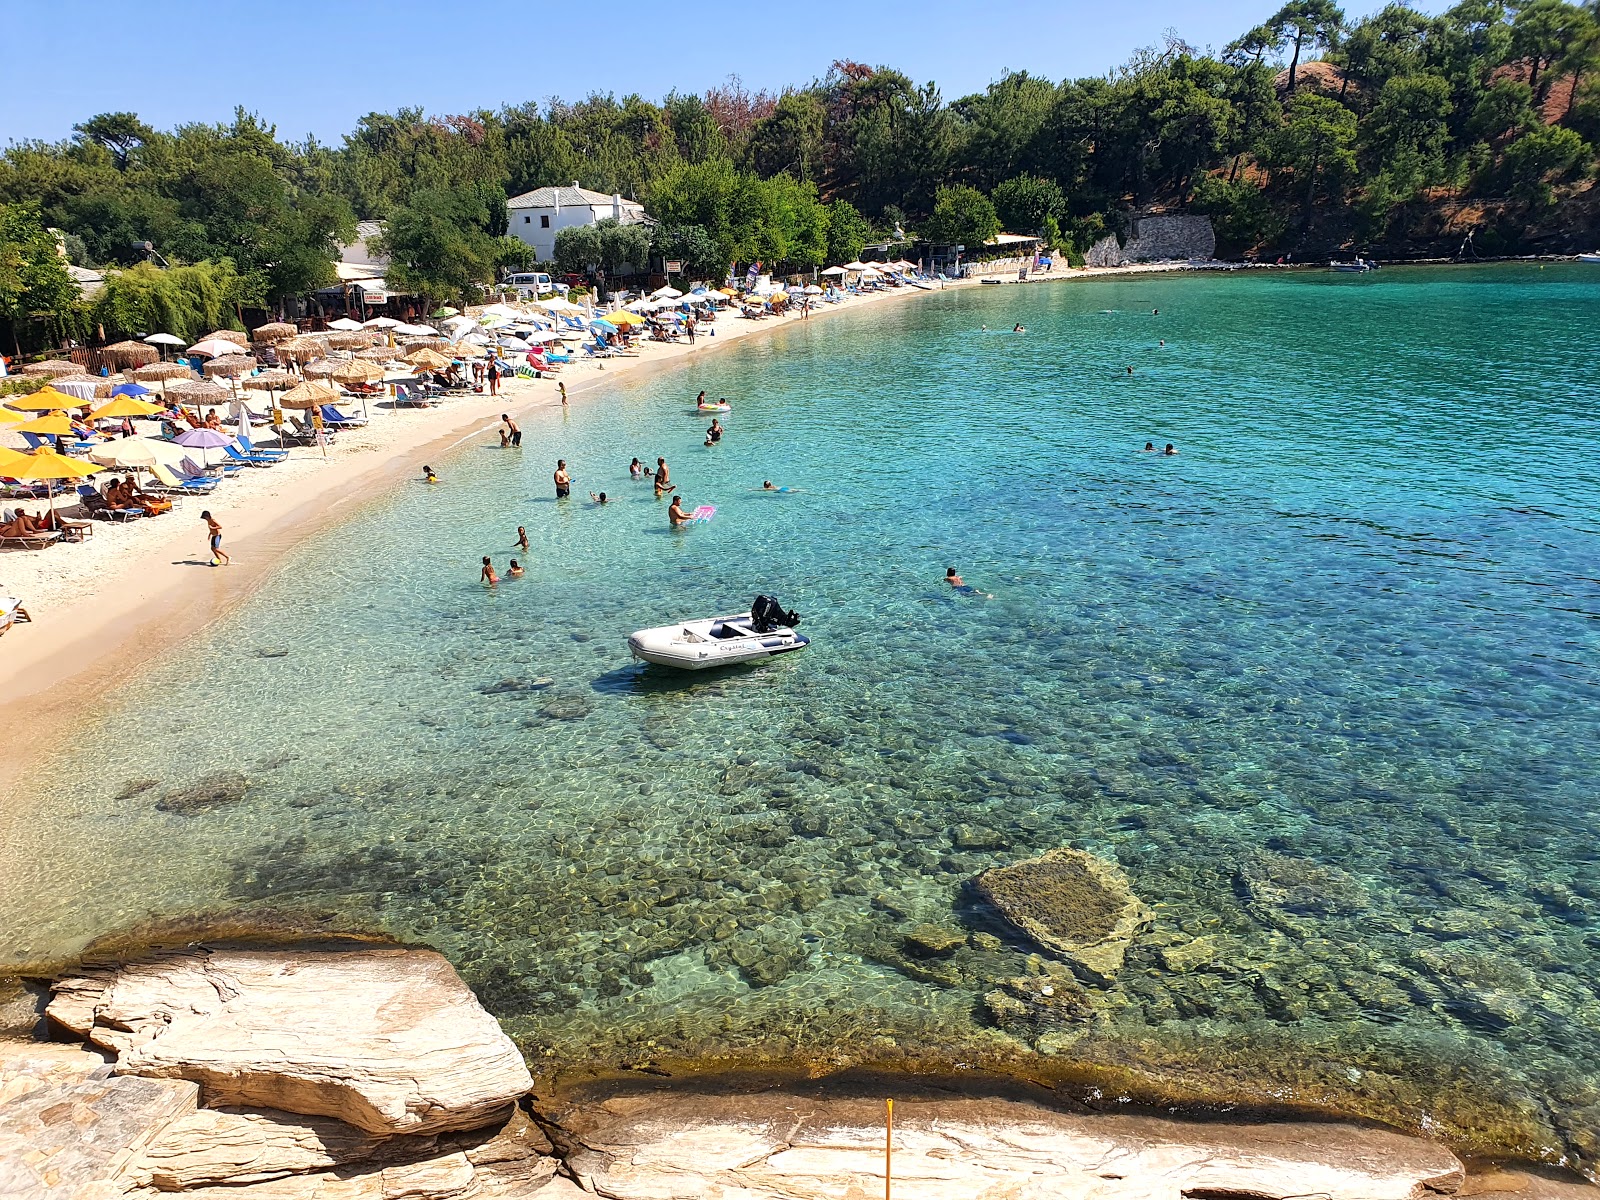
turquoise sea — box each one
[4,265,1600,1168]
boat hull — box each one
[628,613,809,670]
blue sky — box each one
[4,0,1449,147]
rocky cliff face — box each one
[1087,215,1218,266]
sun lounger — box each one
[75,485,144,522]
[237,434,289,460]
[319,404,369,427]
[148,462,216,496]
[0,595,32,637]
[0,509,63,548]
[178,456,233,481]
[222,444,280,468]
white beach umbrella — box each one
[363,316,401,329]
[803,285,824,295]
[188,338,244,358]
[819,266,847,276]
[521,330,564,343]
[651,286,683,299]
[327,318,364,331]
[143,332,185,346]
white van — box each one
[506,272,565,298]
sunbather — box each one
[0,510,47,538]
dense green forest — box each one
[2,0,1597,346]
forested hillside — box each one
[2,1,1596,343]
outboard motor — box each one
[751,595,801,633]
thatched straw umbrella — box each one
[241,370,294,392]
[300,358,342,379]
[132,361,193,382]
[165,380,231,415]
[406,348,452,372]
[355,346,397,362]
[332,360,384,386]
[277,381,340,409]
[402,337,450,353]
[279,334,329,364]
[252,321,297,342]
[21,359,80,378]
[203,354,258,379]
[102,340,159,368]
[202,329,249,347]
[325,331,371,351]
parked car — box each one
[558,273,589,289]
[506,272,568,297]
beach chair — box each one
[319,404,368,427]
[179,455,234,481]
[148,462,216,496]
[236,434,289,460]
[75,485,143,522]
[0,595,32,637]
[222,444,280,468]
[0,510,63,549]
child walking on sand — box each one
[201,511,229,566]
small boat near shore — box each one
[629,595,807,670]
[1579,252,1600,263]
[1330,257,1379,272]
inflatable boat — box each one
[697,402,732,412]
[629,595,807,670]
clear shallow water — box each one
[5,265,1600,1167]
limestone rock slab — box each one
[551,1088,1471,1200]
[48,947,532,1136]
[974,848,1150,981]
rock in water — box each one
[47,946,532,1136]
[974,848,1150,982]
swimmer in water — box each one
[1159,339,1165,348]
[668,496,692,525]
[945,566,991,597]
[1142,442,1156,452]
[481,556,499,585]
[1163,443,1178,455]
[705,418,723,445]
[508,559,525,578]
[589,491,609,504]
[516,526,529,551]
[761,480,794,493]
[1014,323,1025,333]
[1153,308,1159,315]
[1126,366,1134,375]
[423,465,438,483]
[629,457,645,478]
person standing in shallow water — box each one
[554,460,572,498]
[201,511,228,566]
[481,556,498,584]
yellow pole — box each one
[885,1098,893,1200]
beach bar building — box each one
[506,184,650,263]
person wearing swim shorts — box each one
[201,511,228,566]
[554,459,572,498]
[501,413,521,447]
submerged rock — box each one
[47,945,532,1136]
[903,924,966,957]
[478,676,554,696]
[984,971,1097,1037]
[154,771,250,815]
[1238,850,1371,916]
[974,848,1150,982]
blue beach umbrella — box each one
[111,382,151,398]
[591,319,618,333]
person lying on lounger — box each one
[0,510,47,538]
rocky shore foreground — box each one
[1,943,1593,1200]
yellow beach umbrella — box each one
[0,444,28,471]
[8,386,79,412]
[89,396,163,420]
[16,410,77,436]
[0,406,26,424]
[609,311,644,326]
[5,444,103,521]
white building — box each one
[506,183,650,263]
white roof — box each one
[507,185,646,210]
[334,261,384,282]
